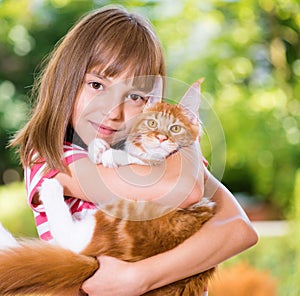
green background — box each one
[0,1,299,294]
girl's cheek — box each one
[72,99,84,127]
[124,103,144,122]
[73,87,94,124]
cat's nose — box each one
[156,134,168,142]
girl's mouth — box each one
[98,125,118,136]
[90,121,118,136]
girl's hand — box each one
[81,256,145,296]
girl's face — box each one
[72,72,154,146]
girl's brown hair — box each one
[10,6,166,172]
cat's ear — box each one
[179,78,204,114]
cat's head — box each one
[126,80,203,161]
[144,78,203,122]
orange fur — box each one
[0,241,98,295]
[0,200,215,295]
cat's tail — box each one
[0,240,98,296]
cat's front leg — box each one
[39,179,96,253]
[102,149,147,168]
[88,138,110,164]
[0,222,19,249]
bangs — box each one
[86,11,164,79]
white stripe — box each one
[67,198,80,209]
[27,162,47,199]
[36,222,49,236]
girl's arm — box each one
[81,168,258,296]
[138,168,258,292]
[56,143,204,208]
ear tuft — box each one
[179,78,204,115]
[143,95,161,111]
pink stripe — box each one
[29,161,44,182]
[64,153,87,165]
[65,198,97,214]
[35,213,48,226]
[202,157,209,167]
[68,198,81,214]
[77,201,97,211]
[40,231,53,241]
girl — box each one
[11,6,258,296]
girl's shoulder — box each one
[62,142,88,165]
[25,142,88,213]
[29,142,88,175]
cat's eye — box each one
[170,125,182,133]
[147,119,158,128]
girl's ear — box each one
[179,78,204,115]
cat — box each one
[0,80,216,296]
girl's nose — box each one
[107,103,124,121]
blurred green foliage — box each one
[0,0,299,216]
[0,182,37,237]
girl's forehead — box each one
[88,69,162,93]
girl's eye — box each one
[89,82,104,90]
[147,119,158,128]
[127,94,146,102]
[170,125,182,133]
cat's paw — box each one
[39,179,64,209]
[101,149,119,168]
[88,138,110,164]
[102,149,146,168]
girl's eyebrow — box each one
[86,73,148,93]
[86,72,111,82]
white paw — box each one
[39,179,64,208]
[101,149,119,168]
[88,138,110,164]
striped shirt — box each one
[25,142,97,242]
